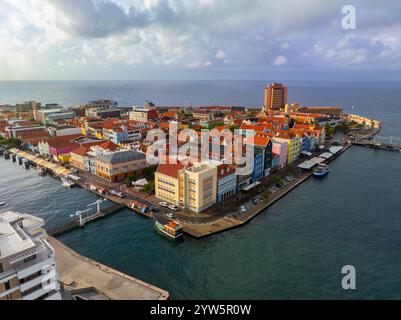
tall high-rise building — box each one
[264,83,288,111]
[0,211,61,300]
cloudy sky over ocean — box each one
[1,0,401,80]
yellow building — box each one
[96,150,147,182]
[155,164,185,205]
[273,132,301,164]
[155,163,218,213]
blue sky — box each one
[1,0,401,81]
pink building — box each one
[272,141,288,169]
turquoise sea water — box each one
[1,81,401,299]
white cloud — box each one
[1,0,401,79]
[215,49,226,59]
[272,55,288,66]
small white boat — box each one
[0,202,5,207]
[61,178,76,188]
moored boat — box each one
[61,177,76,188]
[313,164,330,177]
[37,167,46,176]
[22,158,30,169]
[154,214,183,240]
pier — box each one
[352,135,401,152]
[47,203,125,237]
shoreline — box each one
[8,144,353,239]
[181,143,353,238]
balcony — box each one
[21,280,60,300]
[19,269,57,292]
[16,256,55,280]
[0,285,20,299]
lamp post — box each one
[70,208,92,227]
[87,198,107,215]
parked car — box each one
[285,176,294,182]
[168,205,179,211]
[109,189,126,198]
[240,206,247,213]
[159,202,169,208]
[252,198,258,205]
[166,213,175,219]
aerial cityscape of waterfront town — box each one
[1,82,386,300]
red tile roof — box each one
[100,140,119,151]
[71,146,88,157]
[248,136,271,148]
[217,164,236,180]
[156,163,185,178]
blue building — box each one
[216,164,237,203]
[252,148,265,183]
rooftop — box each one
[156,163,185,178]
[97,150,146,165]
[0,211,43,260]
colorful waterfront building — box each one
[272,141,288,169]
[216,164,237,203]
[252,148,265,183]
[70,146,89,171]
[155,163,218,213]
[247,136,273,177]
[96,150,147,182]
[273,132,301,164]
[155,164,185,206]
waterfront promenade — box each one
[48,236,169,300]
[8,144,353,239]
[181,143,353,238]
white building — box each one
[48,125,81,137]
[129,107,158,123]
[0,211,61,300]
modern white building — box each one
[0,211,61,300]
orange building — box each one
[264,83,288,111]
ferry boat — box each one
[154,214,183,240]
[313,164,330,177]
[61,178,76,188]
